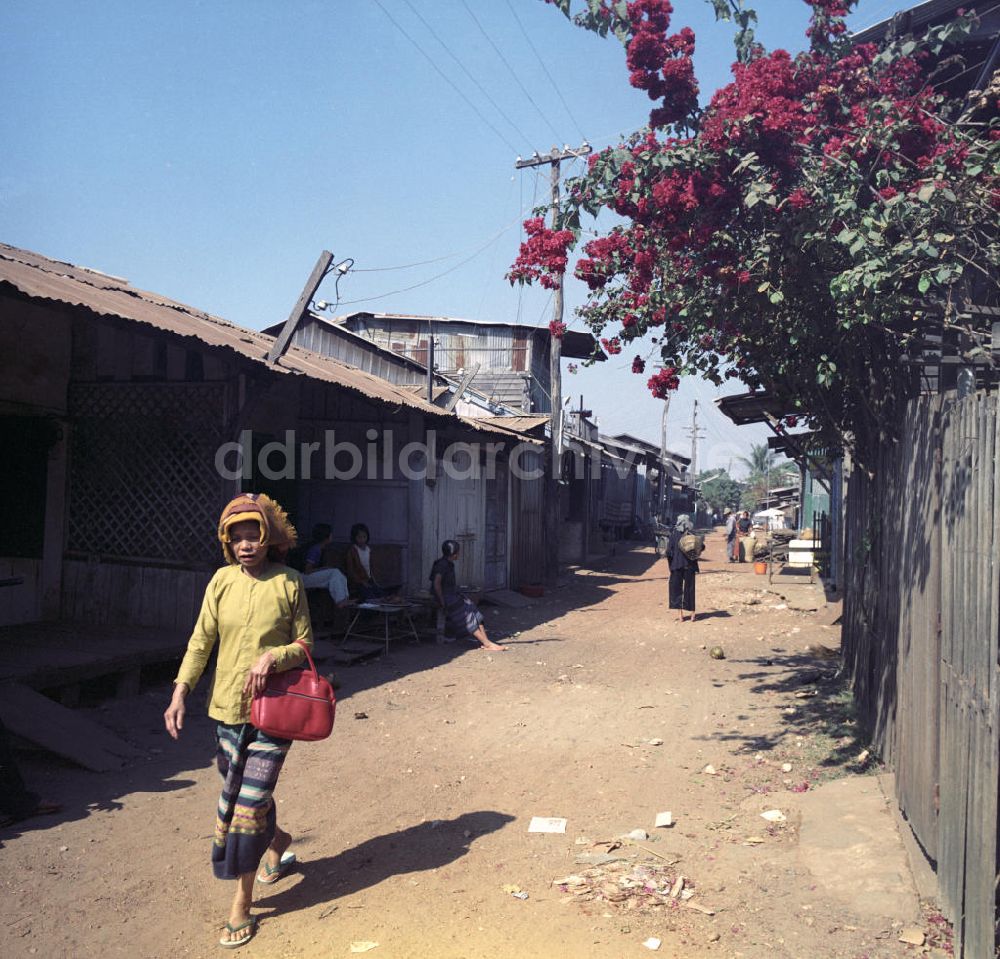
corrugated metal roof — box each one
[568,435,626,462]
[334,310,602,361]
[607,432,691,465]
[0,242,529,441]
[474,414,550,433]
[851,0,989,42]
[400,384,451,402]
[714,391,790,426]
[263,312,434,376]
[269,313,530,415]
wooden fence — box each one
[842,391,999,958]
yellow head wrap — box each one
[217,493,297,565]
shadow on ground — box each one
[0,546,657,845]
[696,650,872,775]
[254,810,516,922]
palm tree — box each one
[738,443,796,510]
[738,443,778,478]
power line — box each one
[474,173,518,320]
[503,0,587,142]
[354,252,474,273]
[399,0,539,153]
[459,0,563,143]
[355,215,522,273]
[372,0,520,155]
[335,215,522,307]
[515,167,544,326]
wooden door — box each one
[484,465,508,590]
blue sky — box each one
[2,0,905,475]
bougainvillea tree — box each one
[507,0,1000,463]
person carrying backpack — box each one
[665,514,703,623]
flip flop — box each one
[219,916,257,949]
[256,851,296,885]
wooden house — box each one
[262,310,599,589]
[0,243,539,633]
[271,311,600,414]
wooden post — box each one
[266,250,334,366]
[549,155,564,468]
[545,154,564,584]
[427,321,435,403]
[515,143,591,583]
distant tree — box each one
[737,443,777,479]
[697,469,744,516]
[738,443,796,510]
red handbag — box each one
[251,640,336,741]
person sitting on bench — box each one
[346,523,400,601]
[300,523,350,606]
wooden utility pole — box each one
[515,143,591,582]
[690,400,699,478]
[426,320,435,403]
[515,143,590,463]
[267,250,334,366]
[659,395,672,521]
[685,400,706,522]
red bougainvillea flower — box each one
[525,0,995,430]
[549,320,567,339]
[647,367,680,397]
[507,217,575,290]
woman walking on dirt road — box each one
[666,514,701,623]
[164,493,312,949]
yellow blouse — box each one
[175,563,313,724]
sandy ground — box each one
[1,529,946,959]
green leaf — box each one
[917,184,935,202]
[918,275,931,293]
[769,290,785,304]
[733,152,760,174]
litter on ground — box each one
[528,816,567,834]
[551,860,703,917]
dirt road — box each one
[1,530,939,958]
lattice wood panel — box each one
[68,383,228,566]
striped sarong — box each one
[212,723,292,880]
[443,596,484,639]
